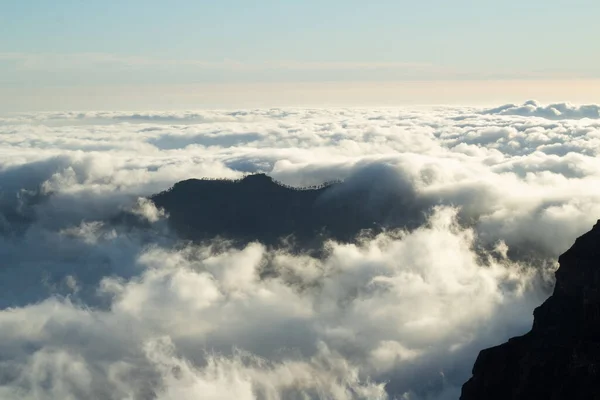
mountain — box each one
[149,173,422,250]
[461,221,600,399]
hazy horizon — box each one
[2,80,599,112]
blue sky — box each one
[1,0,599,109]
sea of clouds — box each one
[1,101,600,399]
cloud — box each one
[0,209,547,399]
[483,100,600,120]
[1,102,600,398]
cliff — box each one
[461,221,600,399]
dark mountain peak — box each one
[149,173,423,250]
[559,220,600,262]
[240,173,273,184]
[461,222,600,399]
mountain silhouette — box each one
[461,221,600,399]
[149,172,422,250]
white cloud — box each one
[0,210,545,399]
[483,100,600,120]
[0,102,599,398]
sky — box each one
[1,0,599,110]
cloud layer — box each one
[1,101,600,399]
[483,100,600,120]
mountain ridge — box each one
[148,172,423,251]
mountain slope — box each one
[461,221,600,399]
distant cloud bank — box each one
[483,100,600,119]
